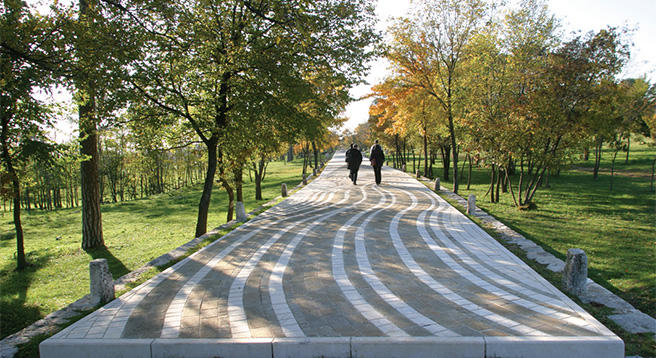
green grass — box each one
[453,144,654,316]
[0,158,308,339]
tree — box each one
[386,0,487,193]
[130,0,378,237]
[512,27,629,206]
[1,0,63,269]
[54,0,144,248]
[462,0,561,204]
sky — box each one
[341,0,656,132]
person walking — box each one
[345,143,354,179]
[349,144,363,185]
[369,140,385,185]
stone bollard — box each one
[313,168,318,176]
[467,194,476,215]
[402,164,406,172]
[434,178,440,191]
[563,248,588,296]
[416,169,421,178]
[281,183,288,197]
[302,174,307,185]
[236,201,247,222]
[89,259,114,305]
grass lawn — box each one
[0,158,308,339]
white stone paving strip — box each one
[332,186,410,337]
[439,198,550,293]
[229,191,350,338]
[52,256,188,339]
[382,184,546,336]
[269,190,367,337]
[53,172,337,340]
[450,206,602,333]
[161,189,339,338]
[413,190,601,334]
[355,185,457,336]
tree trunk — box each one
[460,154,468,181]
[12,182,25,270]
[253,157,266,201]
[467,156,472,190]
[448,122,459,194]
[506,170,519,207]
[79,95,104,250]
[423,133,428,177]
[610,148,619,191]
[235,164,243,202]
[593,136,603,180]
[195,138,218,238]
[625,136,630,164]
[1,114,27,270]
[412,148,416,174]
[287,143,294,162]
[501,169,508,193]
[495,166,501,202]
[394,134,400,169]
[217,147,235,223]
[428,150,433,178]
[302,142,311,175]
[439,145,450,181]
[312,140,318,169]
[78,0,104,250]
[489,165,496,204]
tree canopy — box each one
[369,0,652,207]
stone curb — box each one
[37,336,627,358]
[0,161,327,358]
[415,175,656,339]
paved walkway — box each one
[40,152,623,358]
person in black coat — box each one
[345,143,354,178]
[349,144,363,185]
[369,140,385,185]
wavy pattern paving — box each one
[48,151,616,347]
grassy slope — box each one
[0,159,306,339]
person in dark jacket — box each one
[349,144,363,185]
[369,140,385,185]
[345,143,355,179]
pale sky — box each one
[342,0,656,131]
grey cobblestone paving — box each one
[39,152,624,358]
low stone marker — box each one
[563,248,588,296]
[302,174,307,185]
[467,194,476,215]
[89,259,114,305]
[416,169,421,178]
[281,183,288,197]
[402,164,406,172]
[236,201,247,222]
[434,178,440,192]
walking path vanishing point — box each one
[40,152,623,358]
